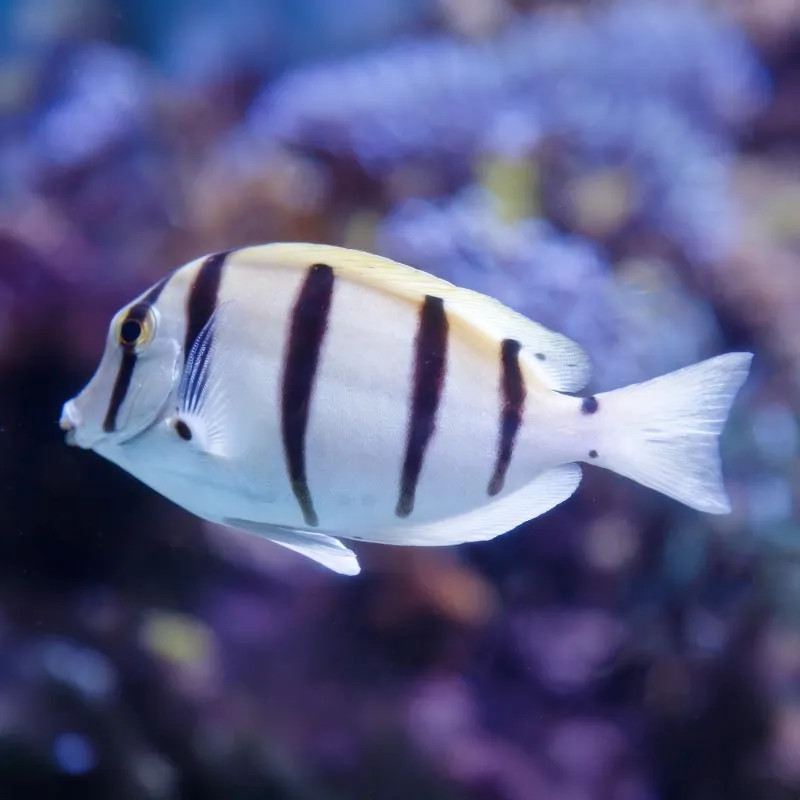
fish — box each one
[59,244,753,576]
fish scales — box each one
[60,243,754,575]
[213,248,517,532]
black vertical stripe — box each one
[101,272,174,433]
[487,338,525,496]
[142,271,172,306]
[396,295,449,518]
[281,263,335,527]
[184,251,229,362]
[102,350,138,433]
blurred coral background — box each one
[1,0,800,798]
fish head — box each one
[61,294,182,452]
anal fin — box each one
[223,517,361,575]
[369,464,582,546]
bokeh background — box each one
[1,0,800,797]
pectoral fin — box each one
[223,517,361,576]
[169,301,240,458]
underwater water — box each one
[1,0,800,797]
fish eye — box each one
[116,304,156,351]
[119,319,142,346]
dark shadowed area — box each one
[1,0,800,798]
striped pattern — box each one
[281,263,335,527]
[102,275,172,433]
[396,295,449,518]
[102,350,138,433]
[487,338,525,496]
[184,251,229,363]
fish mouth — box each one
[60,400,87,448]
[59,381,175,451]
[58,398,141,450]
[60,415,159,451]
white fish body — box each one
[60,244,753,575]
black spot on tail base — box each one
[396,295,448,518]
[281,263,335,527]
[581,395,599,415]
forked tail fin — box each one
[592,353,752,513]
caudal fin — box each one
[593,353,752,513]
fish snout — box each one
[59,400,82,446]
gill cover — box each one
[106,300,182,440]
[65,299,181,449]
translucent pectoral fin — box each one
[171,301,242,458]
[223,517,361,575]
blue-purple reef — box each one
[1,1,799,798]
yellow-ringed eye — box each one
[119,319,143,346]
[117,303,156,350]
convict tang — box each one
[60,244,753,575]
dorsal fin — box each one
[231,243,591,392]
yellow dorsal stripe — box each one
[229,243,591,393]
